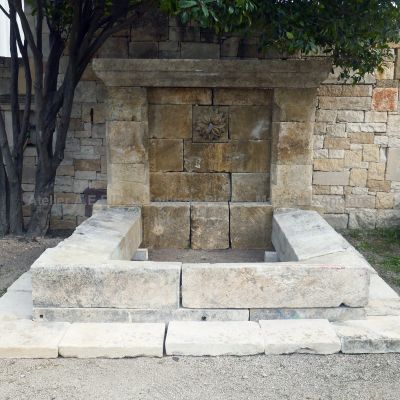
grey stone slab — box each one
[250,306,366,322]
[272,209,351,261]
[366,300,400,317]
[33,307,250,323]
[264,251,279,262]
[369,275,399,300]
[165,321,264,356]
[260,319,341,354]
[333,316,400,353]
[59,323,165,358]
[0,290,33,320]
[133,248,149,261]
[182,263,369,309]
[0,320,69,358]
[7,272,32,293]
[32,261,181,310]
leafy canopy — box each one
[162,0,400,81]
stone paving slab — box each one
[165,321,264,356]
[0,320,69,358]
[272,209,351,261]
[7,272,32,293]
[59,323,165,358]
[260,319,341,354]
[333,316,400,353]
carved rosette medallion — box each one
[194,109,228,142]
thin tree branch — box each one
[0,4,10,18]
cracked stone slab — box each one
[59,323,165,358]
[260,319,341,354]
[0,320,69,358]
[333,316,400,353]
[272,209,351,261]
[165,321,264,356]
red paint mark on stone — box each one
[372,88,398,111]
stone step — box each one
[333,316,400,353]
[260,319,341,354]
[165,321,264,356]
[0,290,33,320]
[59,323,165,358]
[182,262,369,308]
[0,320,69,358]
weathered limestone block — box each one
[349,132,374,144]
[34,307,250,323]
[107,121,147,164]
[363,144,380,162]
[32,261,181,309]
[0,320,69,359]
[350,168,368,187]
[184,142,231,172]
[214,88,273,106]
[347,123,386,133]
[165,321,264,356]
[109,164,147,184]
[106,87,147,121]
[333,316,400,353]
[250,307,366,322]
[376,192,394,209]
[191,203,229,250]
[74,159,101,171]
[150,172,230,202]
[314,158,344,171]
[368,162,386,181]
[319,97,371,110]
[349,209,377,229]
[148,104,192,139]
[231,173,269,202]
[260,319,341,354]
[182,263,369,308]
[230,140,271,172]
[108,181,150,206]
[192,105,229,142]
[59,323,165,358]
[272,122,313,165]
[147,88,212,105]
[229,106,272,140]
[272,209,351,261]
[313,171,350,186]
[230,203,273,249]
[324,137,350,150]
[345,195,376,209]
[372,88,398,111]
[323,214,349,230]
[386,148,400,181]
[149,139,183,172]
[142,202,190,248]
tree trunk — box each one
[8,179,23,235]
[0,153,9,237]
[27,164,55,237]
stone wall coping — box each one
[93,58,332,88]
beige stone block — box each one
[148,105,192,139]
[231,173,269,202]
[341,85,373,97]
[347,123,386,133]
[231,141,271,173]
[73,159,101,172]
[363,144,380,162]
[313,185,331,195]
[336,111,364,122]
[147,88,212,105]
[150,172,230,202]
[344,150,363,168]
[272,122,313,165]
[314,159,344,172]
[349,132,375,144]
[372,88,398,111]
[106,87,147,105]
[329,150,345,159]
[376,192,395,209]
[367,180,392,192]
[230,203,273,249]
[324,137,350,150]
[313,195,345,213]
[346,195,376,209]
[326,123,347,137]
[386,148,400,181]
[319,97,371,110]
[313,171,349,186]
[316,110,337,123]
[368,163,386,181]
[350,169,368,187]
[108,182,150,206]
[142,202,190,248]
[192,106,229,142]
[230,106,272,140]
[365,111,388,123]
[109,164,147,184]
[273,88,317,122]
[214,89,273,106]
[387,114,400,136]
[184,142,231,172]
[191,203,229,250]
[149,139,183,172]
[107,121,147,164]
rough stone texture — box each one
[150,172,230,202]
[148,105,192,139]
[0,320,69,358]
[165,321,264,356]
[386,148,400,181]
[142,202,190,248]
[231,173,269,202]
[149,139,183,172]
[33,308,250,323]
[313,171,349,186]
[272,209,351,262]
[372,88,398,111]
[333,316,400,353]
[230,203,273,249]
[183,142,231,172]
[251,307,366,322]
[181,263,369,308]
[59,323,165,358]
[229,106,271,140]
[260,319,341,354]
[147,88,212,105]
[214,88,272,106]
[192,106,229,143]
[32,261,181,310]
[191,203,229,250]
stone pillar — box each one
[105,87,150,206]
[270,88,318,208]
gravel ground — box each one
[0,354,399,400]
